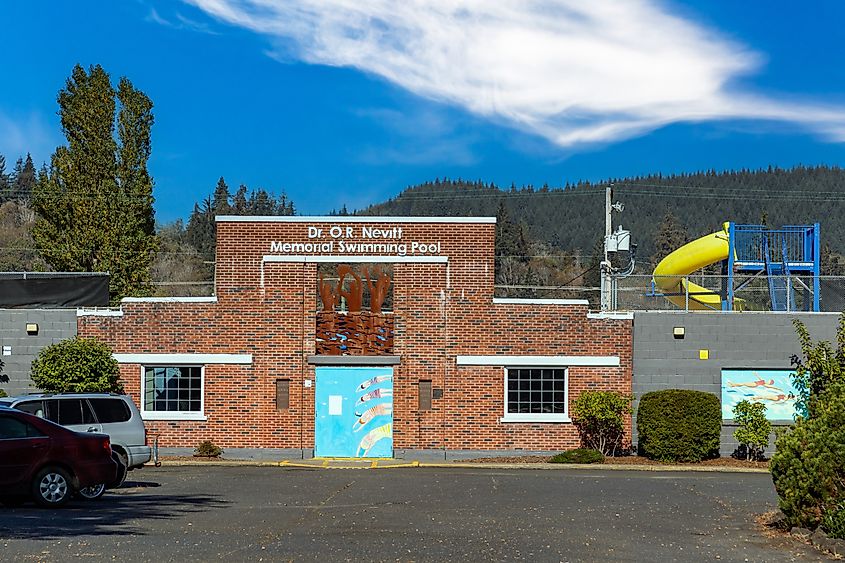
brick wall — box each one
[79,218,632,453]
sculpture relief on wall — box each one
[316,265,394,355]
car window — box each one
[0,415,45,439]
[16,400,46,418]
[44,399,59,423]
[58,399,97,426]
[88,398,131,423]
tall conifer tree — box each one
[32,64,158,301]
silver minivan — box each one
[0,393,151,494]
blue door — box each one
[314,367,393,458]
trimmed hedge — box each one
[550,448,604,464]
[637,389,721,462]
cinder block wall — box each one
[0,309,78,396]
[632,311,840,456]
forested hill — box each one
[357,166,845,260]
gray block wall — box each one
[0,309,78,396]
[632,311,840,456]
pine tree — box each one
[651,212,689,266]
[0,154,9,201]
[14,153,37,200]
[32,64,159,301]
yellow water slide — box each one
[653,222,736,310]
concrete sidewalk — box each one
[154,457,770,473]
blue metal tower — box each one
[724,223,820,311]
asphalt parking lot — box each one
[0,466,821,562]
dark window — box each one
[419,380,432,411]
[505,368,566,415]
[15,400,46,418]
[58,399,97,426]
[276,379,290,411]
[144,366,203,413]
[89,399,131,423]
[0,416,44,439]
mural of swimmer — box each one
[721,369,798,420]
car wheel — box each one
[113,452,128,488]
[77,483,106,500]
[32,466,73,508]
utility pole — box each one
[601,185,613,311]
[601,185,626,311]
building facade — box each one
[78,217,632,459]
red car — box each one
[0,406,117,507]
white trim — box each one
[140,365,206,422]
[587,311,634,320]
[114,353,252,364]
[500,415,572,423]
[217,215,496,224]
[263,255,448,264]
[121,297,218,303]
[457,355,619,367]
[501,366,571,424]
[77,308,124,317]
[141,412,208,422]
[492,298,589,306]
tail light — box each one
[103,438,112,453]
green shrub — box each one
[0,388,6,398]
[194,440,223,458]
[791,314,845,419]
[30,337,122,393]
[771,383,845,536]
[732,400,771,461]
[571,390,632,456]
[550,448,604,464]
[637,389,721,462]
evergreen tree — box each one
[13,153,37,200]
[32,64,158,301]
[651,212,689,266]
[0,154,9,201]
[211,177,232,216]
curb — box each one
[151,460,769,474]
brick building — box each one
[78,217,632,460]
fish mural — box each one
[357,423,392,457]
[721,369,798,420]
[353,403,393,432]
[357,388,393,405]
[357,374,393,392]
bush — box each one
[637,389,721,462]
[30,337,122,393]
[571,390,632,456]
[550,448,604,464]
[194,440,223,458]
[771,383,845,536]
[0,388,6,398]
[732,400,771,461]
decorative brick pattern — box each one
[78,219,632,453]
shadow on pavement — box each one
[0,486,228,540]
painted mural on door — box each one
[314,367,394,458]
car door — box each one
[0,414,49,490]
[55,398,101,434]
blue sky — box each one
[2,1,845,223]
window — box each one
[15,400,46,418]
[141,366,205,420]
[89,398,131,423]
[57,399,97,426]
[502,367,570,423]
[0,416,44,439]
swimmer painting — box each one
[721,369,798,420]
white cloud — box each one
[183,0,845,147]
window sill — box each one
[141,413,207,422]
[499,415,571,424]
